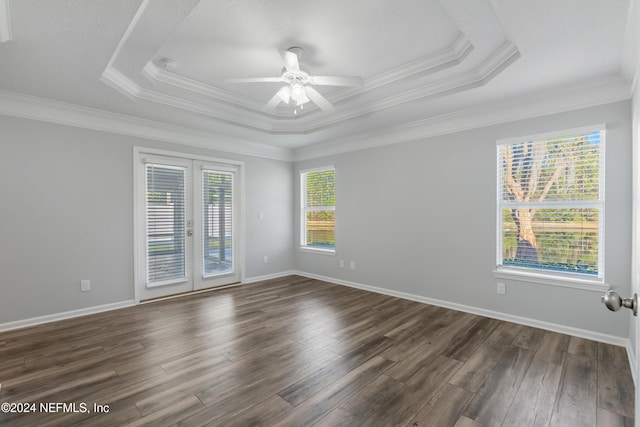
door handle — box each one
[601,290,638,316]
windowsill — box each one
[493,267,608,292]
[299,246,336,256]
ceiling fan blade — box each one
[311,75,364,87]
[280,50,300,73]
[304,86,335,113]
[262,91,285,112]
[277,86,291,104]
[225,77,283,83]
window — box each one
[301,167,335,253]
[497,125,604,281]
[146,163,187,284]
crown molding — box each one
[274,41,520,134]
[137,86,274,132]
[102,64,277,132]
[138,34,474,120]
[0,0,12,43]
[293,75,632,161]
[102,40,518,136]
[100,66,140,100]
[0,90,292,161]
[99,0,519,136]
[323,33,474,106]
[1,72,630,165]
[142,62,266,112]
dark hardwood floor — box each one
[0,275,634,426]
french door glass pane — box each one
[202,170,233,276]
[146,164,186,283]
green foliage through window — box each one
[498,128,603,277]
[302,168,335,249]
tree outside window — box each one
[498,127,603,277]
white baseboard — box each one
[2,271,634,379]
[293,270,630,348]
[0,271,294,333]
[0,300,136,333]
[242,270,297,284]
[626,340,638,387]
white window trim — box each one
[494,124,606,289]
[299,246,337,256]
[494,267,609,292]
[300,165,336,254]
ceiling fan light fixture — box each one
[227,47,361,114]
[290,83,306,102]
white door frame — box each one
[633,82,640,427]
[133,146,245,303]
[632,107,639,426]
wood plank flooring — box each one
[0,275,634,426]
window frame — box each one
[494,124,607,290]
[300,165,336,255]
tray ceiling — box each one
[0,0,633,159]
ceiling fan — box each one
[225,47,363,114]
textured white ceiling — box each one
[0,0,633,157]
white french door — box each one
[135,152,241,301]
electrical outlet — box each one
[81,280,91,292]
[339,259,345,268]
[263,256,268,264]
[497,282,506,295]
[350,261,356,270]
[259,211,264,220]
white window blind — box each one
[497,126,604,278]
[146,164,186,284]
[202,170,233,276]
[301,167,335,250]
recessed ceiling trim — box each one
[322,33,474,105]
[271,41,521,133]
[108,41,519,135]
[475,41,520,76]
[100,67,140,100]
[0,90,292,161]
[140,34,474,119]
[0,0,12,43]
[102,64,277,132]
[142,62,266,111]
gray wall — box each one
[0,116,294,323]
[0,100,633,340]
[295,100,632,339]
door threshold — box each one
[140,281,243,304]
